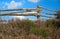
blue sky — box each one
[0,0,60,20]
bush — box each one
[46,20,60,29]
[55,21,60,28]
[31,27,50,38]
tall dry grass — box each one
[0,19,60,39]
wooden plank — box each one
[2,12,37,14]
[0,8,37,12]
[0,13,40,16]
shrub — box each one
[46,20,60,29]
[31,27,50,38]
[55,21,60,28]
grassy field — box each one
[0,19,60,39]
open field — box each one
[0,19,60,39]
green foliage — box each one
[46,20,60,28]
[14,20,35,29]
[31,27,50,38]
[31,27,40,35]
[25,20,35,27]
[55,21,60,28]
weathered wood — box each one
[0,6,41,21]
[0,8,37,12]
[2,12,37,14]
[37,6,41,21]
[0,13,40,16]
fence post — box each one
[0,11,2,24]
[37,6,42,26]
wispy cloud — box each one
[28,0,39,3]
[6,0,22,9]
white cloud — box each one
[14,16,25,20]
[6,0,22,9]
[28,0,39,3]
